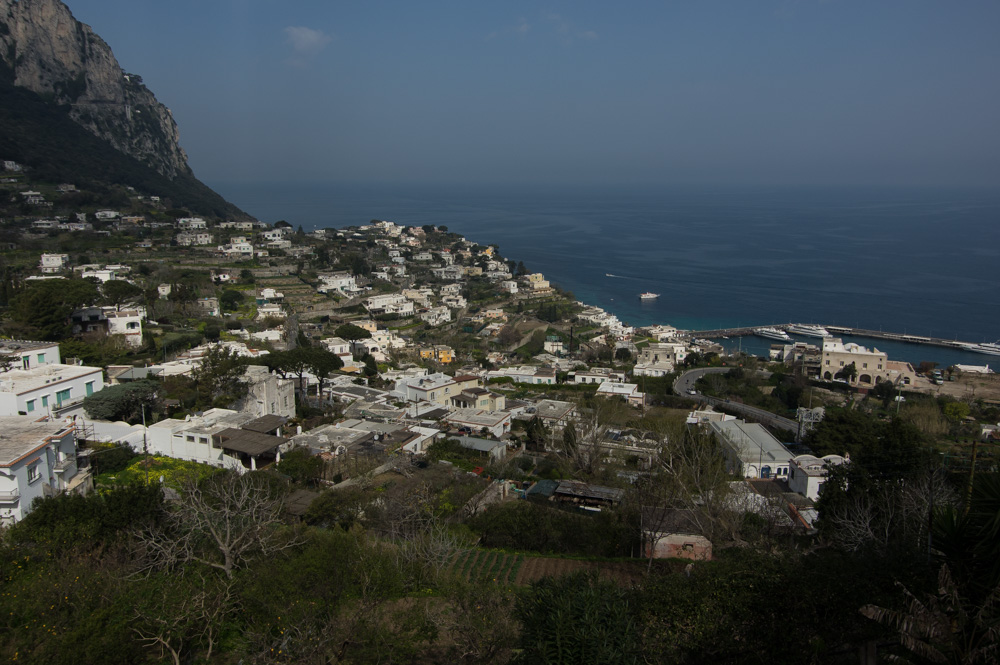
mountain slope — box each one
[0,0,246,218]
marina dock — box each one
[681,324,982,352]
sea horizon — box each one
[210,180,1000,368]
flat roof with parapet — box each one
[288,423,370,451]
[457,435,505,452]
[147,408,252,435]
[0,364,102,395]
[534,399,575,420]
[444,408,510,427]
[0,340,59,354]
[0,417,73,467]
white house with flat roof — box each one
[393,373,480,406]
[709,419,793,480]
[0,340,61,371]
[596,382,645,407]
[788,453,847,501]
[39,253,69,274]
[445,410,512,438]
[0,363,104,417]
[0,418,90,525]
[146,408,285,471]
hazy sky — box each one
[66,0,1000,188]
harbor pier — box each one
[681,323,983,352]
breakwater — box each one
[682,324,987,353]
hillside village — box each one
[2,161,999,663]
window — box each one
[27,465,39,483]
[85,381,95,396]
[862,363,868,369]
[56,388,71,404]
[186,435,195,442]
[37,353,45,364]
[26,399,35,413]
[199,437,208,444]
[41,395,48,407]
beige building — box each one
[820,338,889,387]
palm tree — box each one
[860,565,1000,664]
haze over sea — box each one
[214,182,1000,368]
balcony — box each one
[53,457,76,473]
[0,489,20,505]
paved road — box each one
[674,367,804,441]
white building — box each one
[218,237,255,259]
[176,232,213,246]
[393,373,480,406]
[145,408,283,471]
[317,271,359,294]
[39,253,69,274]
[0,363,105,417]
[0,340,61,371]
[634,342,688,377]
[0,418,90,525]
[105,311,144,347]
[595,382,645,407]
[709,419,794,480]
[239,366,296,419]
[419,306,452,326]
[256,303,285,320]
[572,368,626,385]
[444,410,512,439]
[486,366,557,385]
[788,453,848,501]
[320,337,352,361]
[176,217,207,229]
[364,294,414,316]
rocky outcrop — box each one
[0,0,190,178]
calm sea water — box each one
[211,181,1000,368]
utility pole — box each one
[141,403,149,485]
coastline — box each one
[212,181,1000,368]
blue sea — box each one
[211,181,1000,368]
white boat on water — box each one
[639,292,659,300]
[785,323,832,338]
[755,327,793,342]
[963,342,1000,356]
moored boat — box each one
[785,323,832,338]
[963,342,1000,356]
[755,327,793,342]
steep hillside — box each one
[0,0,245,218]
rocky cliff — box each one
[0,0,190,179]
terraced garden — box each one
[448,549,649,586]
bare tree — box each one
[133,471,300,579]
[634,422,740,569]
[132,573,237,665]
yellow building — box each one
[421,345,455,364]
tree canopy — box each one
[7,278,99,340]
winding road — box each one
[673,367,805,441]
